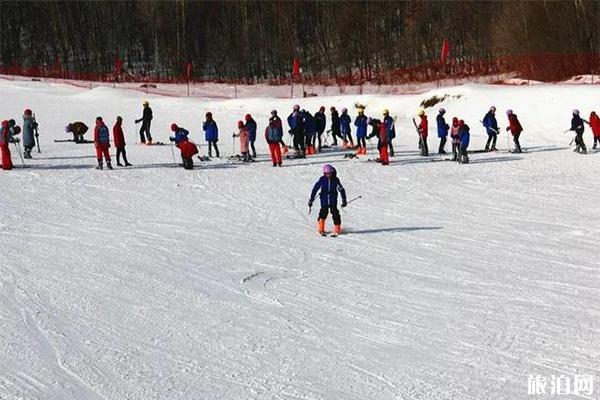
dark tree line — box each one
[1,1,600,82]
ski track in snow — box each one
[1,80,600,399]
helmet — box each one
[322,164,334,174]
[95,116,102,122]
[206,112,212,118]
[245,114,251,121]
[439,108,445,114]
[143,101,149,106]
[293,104,300,111]
[490,106,496,112]
[506,109,513,116]
[116,116,123,122]
[64,124,70,133]
[383,109,389,115]
[271,109,277,115]
[319,106,325,112]
[170,123,178,131]
[342,107,348,113]
[573,109,580,115]
[24,109,32,116]
[237,120,244,128]
[417,109,425,116]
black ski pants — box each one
[208,140,220,157]
[318,206,341,225]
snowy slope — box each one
[1,80,599,400]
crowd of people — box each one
[1,100,598,171]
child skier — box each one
[383,109,396,156]
[113,116,132,167]
[265,115,283,167]
[340,108,354,149]
[308,164,348,236]
[354,107,368,155]
[22,109,38,159]
[367,118,389,165]
[450,117,460,161]
[203,112,220,158]
[0,120,13,170]
[506,109,524,153]
[170,123,198,169]
[270,110,288,155]
[482,106,499,151]
[233,120,251,162]
[65,121,88,143]
[288,105,305,157]
[417,109,429,156]
[330,107,343,146]
[304,109,317,155]
[458,119,470,164]
[94,116,112,170]
[588,111,600,149]
[314,106,326,152]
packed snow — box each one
[1,79,599,400]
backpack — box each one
[267,125,281,142]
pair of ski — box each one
[319,231,339,237]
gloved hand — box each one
[9,137,20,143]
[35,133,39,138]
[506,127,510,131]
[33,122,38,128]
[135,119,141,124]
[308,200,313,208]
[341,200,347,208]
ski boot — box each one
[125,162,132,167]
[331,224,342,237]
[574,145,580,153]
[490,146,498,151]
[95,161,103,170]
[317,219,326,236]
[117,162,124,167]
[106,161,113,170]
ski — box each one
[54,139,94,143]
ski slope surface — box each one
[0,80,599,400]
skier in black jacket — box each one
[135,100,153,144]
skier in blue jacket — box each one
[436,108,449,155]
[340,108,354,148]
[482,106,499,151]
[383,109,396,156]
[203,112,219,158]
[287,105,305,157]
[314,106,326,152]
[458,119,470,164]
[308,164,348,236]
[303,110,317,155]
[354,107,368,154]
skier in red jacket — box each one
[417,109,429,156]
[367,118,389,165]
[0,120,13,170]
[587,111,600,149]
[505,109,523,153]
[113,116,132,167]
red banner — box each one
[292,58,300,77]
[440,39,450,63]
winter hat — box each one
[506,109,513,116]
[205,112,212,118]
[24,109,32,116]
[8,119,15,127]
[319,106,325,112]
[452,117,458,125]
[143,100,149,106]
[245,114,251,121]
[330,106,336,111]
[170,123,178,131]
[293,104,300,111]
[271,109,277,115]
[322,164,334,174]
[237,120,244,128]
[116,116,123,123]
[439,108,446,114]
[342,108,348,113]
[573,109,580,115]
[95,116,102,122]
[417,108,425,116]
[458,119,465,126]
[490,106,496,112]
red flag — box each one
[292,58,300,78]
[440,39,450,63]
[114,58,123,75]
[186,62,193,79]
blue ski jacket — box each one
[354,115,368,138]
[304,111,316,137]
[203,120,219,141]
[383,115,396,140]
[245,118,257,141]
[170,128,189,144]
[459,124,470,148]
[309,175,347,208]
[482,111,498,135]
[436,114,449,138]
[340,113,351,134]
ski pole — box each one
[13,141,24,166]
[33,113,41,153]
[346,195,362,205]
[170,140,176,164]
